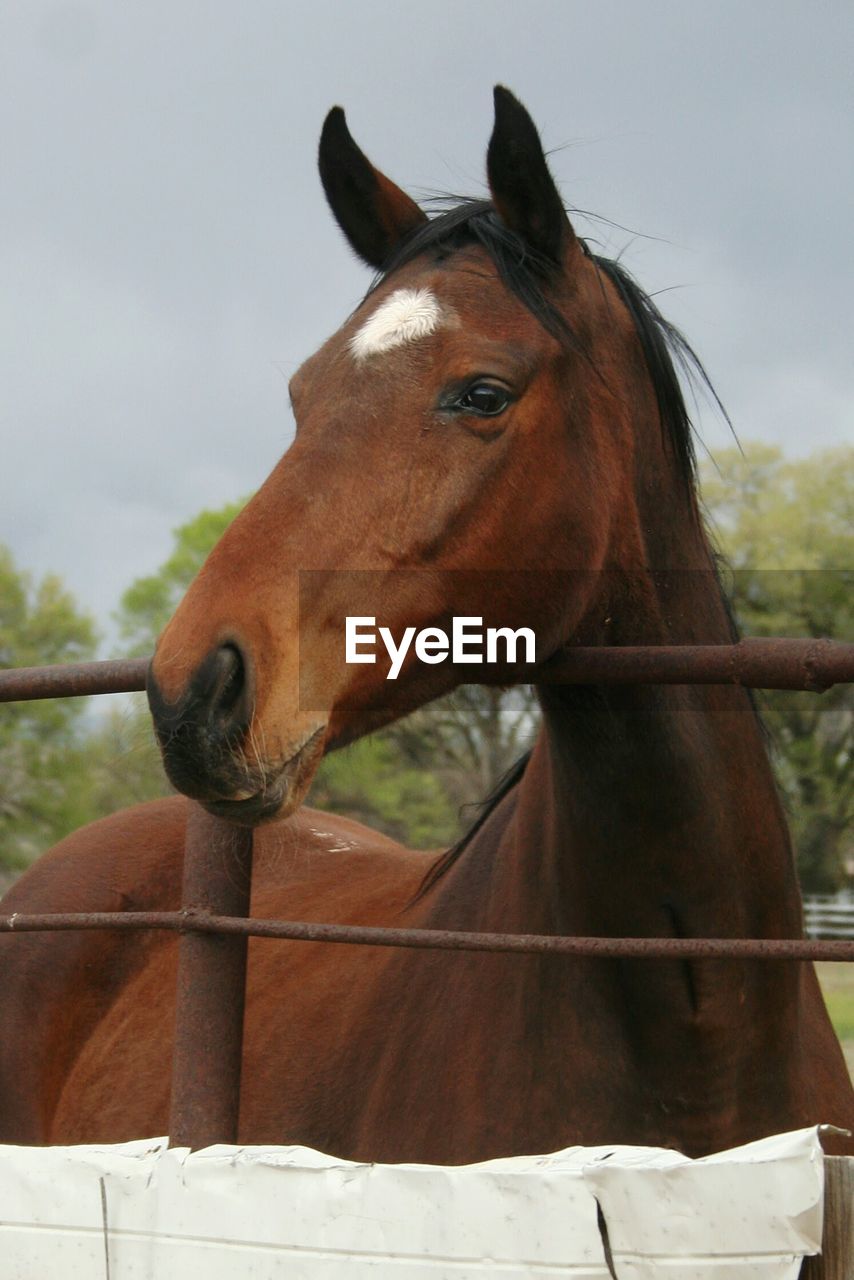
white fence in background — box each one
[804,895,854,940]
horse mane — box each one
[414,747,533,900]
[375,199,733,900]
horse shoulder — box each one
[1,796,189,914]
[0,797,187,1141]
[1,796,435,1143]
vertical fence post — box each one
[168,804,254,1150]
[802,1157,854,1279]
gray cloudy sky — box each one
[1,1,852,644]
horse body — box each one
[1,88,851,1159]
[2,688,850,1160]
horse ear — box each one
[486,86,573,266]
[319,107,428,270]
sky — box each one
[1,1,852,647]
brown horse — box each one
[1,88,851,1162]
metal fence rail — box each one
[3,908,854,961]
[2,637,854,703]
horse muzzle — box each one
[146,642,326,823]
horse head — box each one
[146,88,698,823]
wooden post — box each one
[802,1157,854,1279]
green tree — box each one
[117,499,249,654]
[75,499,258,827]
[0,547,98,868]
[310,736,460,849]
[387,685,537,816]
[64,700,173,823]
[701,444,854,893]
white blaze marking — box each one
[350,287,445,360]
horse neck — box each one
[428,479,802,945]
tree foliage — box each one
[0,547,98,867]
[700,444,853,893]
[117,499,249,654]
[310,736,460,850]
[63,500,260,839]
[384,686,537,817]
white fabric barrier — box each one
[0,1128,824,1279]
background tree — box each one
[309,735,460,849]
[81,500,257,826]
[0,547,97,870]
[2,503,255,872]
[386,685,537,817]
[701,444,853,893]
[117,499,249,654]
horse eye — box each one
[456,382,512,417]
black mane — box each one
[377,199,730,899]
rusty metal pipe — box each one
[167,807,254,1150]
[0,658,148,702]
[2,907,853,961]
[2,640,854,704]
[543,637,854,693]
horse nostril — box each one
[209,644,244,718]
[205,643,249,733]
[147,640,254,770]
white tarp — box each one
[0,1128,825,1279]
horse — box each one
[1,87,851,1163]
